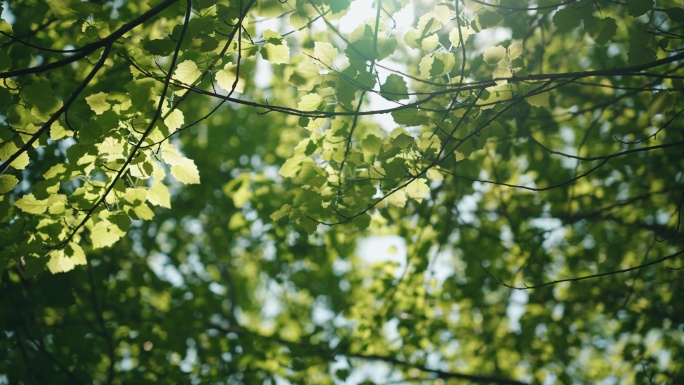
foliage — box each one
[1,0,684,384]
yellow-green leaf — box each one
[173,60,201,85]
[216,63,245,93]
[449,28,471,47]
[387,189,407,208]
[270,204,292,220]
[263,43,290,64]
[404,29,421,49]
[298,94,323,111]
[14,194,48,214]
[313,42,338,67]
[0,174,18,193]
[148,182,171,208]
[85,92,110,114]
[508,41,523,60]
[483,45,506,64]
[405,178,430,202]
[170,158,201,184]
[133,202,155,220]
[50,121,72,140]
[91,220,125,249]
[493,67,512,86]
[164,109,184,132]
[0,142,30,170]
[47,243,86,274]
[426,169,444,181]
[526,91,550,108]
[279,156,305,178]
[421,34,439,50]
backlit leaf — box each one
[85,92,110,114]
[313,42,338,67]
[298,94,323,111]
[148,182,171,208]
[173,60,202,85]
[0,174,18,193]
[91,220,125,249]
[170,158,201,184]
[47,243,86,274]
[405,178,430,202]
[483,45,506,64]
[14,194,47,214]
[0,142,30,170]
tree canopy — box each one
[1,0,683,384]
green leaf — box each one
[419,55,434,78]
[380,74,409,101]
[377,145,401,162]
[553,7,581,33]
[0,49,12,72]
[362,134,383,154]
[351,213,371,231]
[627,0,652,17]
[125,78,156,112]
[387,189,407,207]
[628,29,656,66]
[392,132,414,149]
[384,158,406,179]
[426,168,444,181]
[526,92,550,108]
[23,256,48,278]
[391,108,428,126]
[43,164,68,180]
[647,92,675,116]
[23,79,62,119]
[432,52,454,76]
[142,38,176,55]
[329,0,351,14]
[270,204,292,221]
[592,17,617,45]
[298,216,319,234]
[508,41,523,59]
[46,0,77,21]
[666,8,684,24]
[78,120,105,145]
